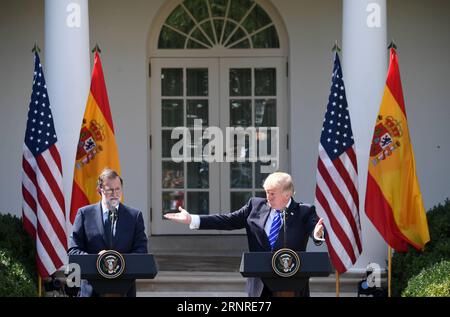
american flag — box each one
[22,52,67,278]
[314,52,362,273]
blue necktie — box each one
[268,210,282,250]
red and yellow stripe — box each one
[365,48,430,251]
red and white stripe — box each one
[315,143,362,273]
[22,144,67,278]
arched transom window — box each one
[158,0,280,49]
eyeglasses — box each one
[102,187,122,195]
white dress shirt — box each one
[263,198,292,237]
[102,201,118,236]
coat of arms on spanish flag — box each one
[365,48,430,252]
[70,51,121,223]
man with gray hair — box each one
[164,171,324,297]
[68,168,148,297]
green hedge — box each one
[0,213,38,296]
[402,260,450,297]
[392,199,450,297]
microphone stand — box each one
[273,207,297,298]
[282,207,287,248]
[109,207,117,250]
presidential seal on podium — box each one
[96,250,126,279]
[272,248,300,277]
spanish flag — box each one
[70,51,121,223]
[365,48,430,252]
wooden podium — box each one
[69,253,158,296]
[240,251,331,297]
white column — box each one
[45,0,90,233]
[342,0,387,273]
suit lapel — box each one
[255,202,272,249]
[285,198,298,227]
[257,202,271,230]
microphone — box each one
[108,206,118,249]
[110,206,118,222]
[280,207,288,249]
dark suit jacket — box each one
[68,202,148,296]
[199,197,321,297]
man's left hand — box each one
[313,218,325,241]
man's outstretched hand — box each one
[163,206,192,224]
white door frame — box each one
[150,56,288,234]
[150,57,221,234]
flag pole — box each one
[332,40,341,53]
[386,40,395,299]
[92,43,102,53]
[31,43,41,53]
[332,40,342,299]
[336,271,340,297]
[38,276,42,297]
[388,246,392,297]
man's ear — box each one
[97,187,102,196]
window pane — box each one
[159,0,279,50]
[187,100,208,126]
[226,27,246,48]
[252,25,279,48]
[162,162,184,188]
[188,129,208,160]
[231,192,252,211]
[255,191,266,198]
[230,99,251,127]
[187,192,209,214]
[166,5,195,34]
[162,130,184,158]
[184,0,209,22]
[255,68,276,96]
[162,68,183,96]
[227,129,252,160]
[256,128,277,162]
[230,39,250,49]
[187,39,209,49]
[158,26,186,49]
[190,27,211,47]
[162,99,183,127]
[200,21,216,45]
[187,162,209,188]
[162,191,184,217]
[230,162,252,188]
[214,20,224,42]
[229,68,251,96]
[255,99,276,127]
[187,68,208,96]
[222,20,237,46]
[242,4,272,34]
[255,161,269,188]
[210,0,228,17]
[228,0,253,23]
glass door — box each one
[150,57,288,234]
[150,58,221,234]
[219,57,288,216]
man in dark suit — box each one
[68,168,148,297]
[164,172,325,297]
